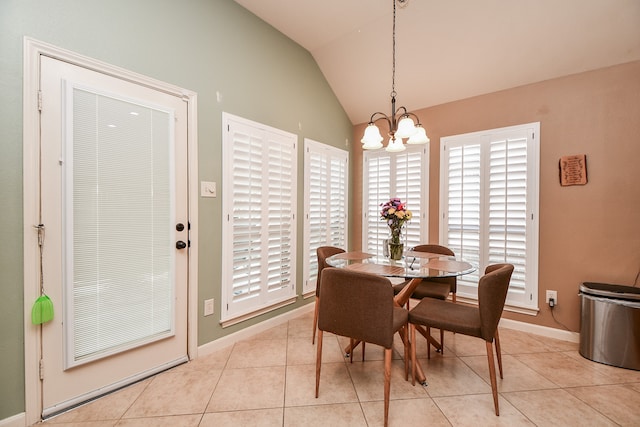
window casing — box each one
[440,123,539,311]
[362,146,428,255]
[221,113,297,322]
[302,139,349,296]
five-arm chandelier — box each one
[361,0,429,152]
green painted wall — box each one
[0,0,353,419]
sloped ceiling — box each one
[234,0,640,125]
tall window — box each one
[362,146,428,255]
[302,139,349,295]
[440,123,539,310]
[221,113,297,323]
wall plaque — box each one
[559,154,588,186]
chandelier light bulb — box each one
[361,123,384,150]
[385,137,406,152]
[407,124,430,144]
[395,115,417,139]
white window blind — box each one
[362,146,428,256]
[66,85,175,367]
[440,123,539,310]
[221,113,297,322]
[302,139,349,295]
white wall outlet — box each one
[204,298,214,316]
[545,290,558,305]
[201,181,216,198]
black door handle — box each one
[176,240,187,249]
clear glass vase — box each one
[388,242,404,260]
[387,227,404,260]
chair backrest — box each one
[478,264,514,341]
[318,267,396,348]
[316,246,345,297]
[412,244,456,293]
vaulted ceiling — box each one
[234,0,640,125]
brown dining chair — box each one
[312,246,345,344]
[316,267,408,427]
[393,244,457,354]
[408,263,514,415]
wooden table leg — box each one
[395,278,428,384]
[415,324,442,353]
[343,339,362,357]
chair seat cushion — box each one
[393,280,451,300]
[408,298,483,339]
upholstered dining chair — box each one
[408,263,514,415]
[393,244,457,354]
[316,267,408,427]
[312,246,345,345]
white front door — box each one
[38,55,189,417]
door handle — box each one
[176,240,187,250]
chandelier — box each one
[361,0,429,152]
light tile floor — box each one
[38,309,640,426]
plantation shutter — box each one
[363,155,391,255]
[488,132,529,296]
[303,139,349,295]
[394,148,426,249]
[444,142,482,286]
[363,146,428,256]
[221,114,297,321]
[441,123,539,309]
[266,134,295,295]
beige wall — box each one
[352,60,640,331]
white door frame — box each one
[22,37,199,425]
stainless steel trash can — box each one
[579,282,640,370]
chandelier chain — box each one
[391,0,396,98]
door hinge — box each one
[38,90,43,112]
[39,359,45,380]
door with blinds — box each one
[362,146,428,255]
[440,123,539,309]
[39,56,189,416]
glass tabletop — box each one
[325,250,476,279]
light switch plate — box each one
[201,181,216,198]
[204,298,214,316]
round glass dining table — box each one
[326,250,476,307]
[325,250,476,385]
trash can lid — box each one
[580,282,640,301]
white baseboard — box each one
[0,412,25,427]
[499,317,580,343]
[197,304,314,357]
[195,302,578,359]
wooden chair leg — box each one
[440,328,444,355]
[315,330,323,398]
[402,325,409,381]
[362,342,366,361]
[494,329,504,379]
[485,341,500,416]
[426,326,431,359]
[384,348,392,427]
[312,296,319,344]
[349,338,354,363]
[410,324,417,386]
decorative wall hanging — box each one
[559,154,588,186]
